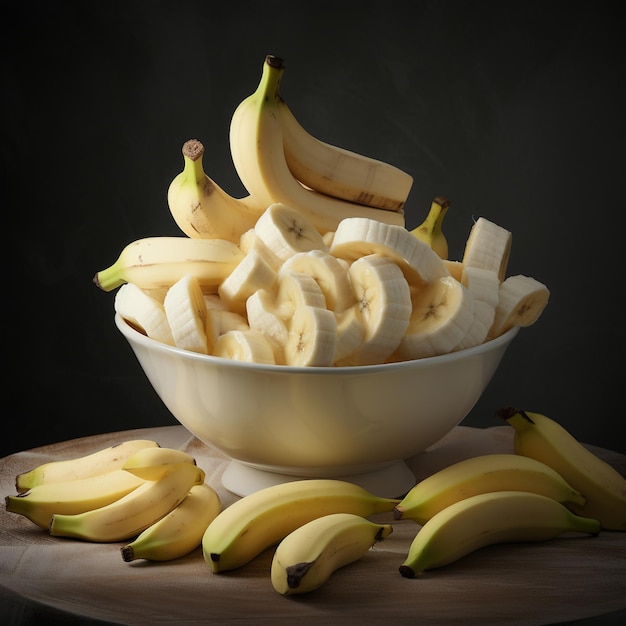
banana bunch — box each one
[498,407,626,531]
[103,201,550,366]
[6,441,222,561]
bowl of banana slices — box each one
[99,55,550,498]
[108,203,548,498]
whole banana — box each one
[498,407,626,531]
[121,482,222,562]
[6,469,146,529]
[278,97,413,211]
[93,236,245,293]
[167,138,264,242]
[271,513,393,595]
[202,478,400,573]
[229,54,405,234]
[121,445,197,480]
[399,490,601,578]
[49,462,205,542]
[411,196,450,259]
[393,453,586,524]
[15,439,159,493]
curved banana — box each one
[93,236,245,293]
[202,478,401,573]
[278,97,413,212]
[167,138,264,242]
[121,483,222,562]
[6,470,146,529]
[393,453,586,525]
[15,439,159,493]
[114,283,175,346]
[49,462,206,542]
[398,490,601,578]
[498,408,626,531]
[121,446,197,480]
[229,55,405,234]
[411,196,450,260]
[271,512,393,595]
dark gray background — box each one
[2,1,624,459]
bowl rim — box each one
[114,313,520,374]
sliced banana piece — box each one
[462,217,512,281]
[333,305,366,365]
[238,227,282,270]
[217,248,278,315]
[342,254,412,365]
[330,217,449,287]
[214,329,276,364]
[274,270,327,320]
[281,249,355,313]
[114,283,175,346]
[254,203,328,262]
[284,305,337,367]
[489,274,550,338]
[163,273,210,354]
[394,276,475,360]
[246,289,289,364]
[456,266,501,350]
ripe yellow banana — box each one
[393,453,586,525]
[270,513,393,595]
[6,469,146,529]
[498,408,626,531]
[49,462,206,542]
[121,445,197,480]
[121,483,222,562]
[411,196,450,260]
[398,490,601,578]
[93,236,245,293]
[202,478,400,573]
[278,97,413,212]
[229,55,405,234]
[167,138,264,242]
[15,439,159,493]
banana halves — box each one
[398,490,601,578]
[278,96,413,211]
[393,453,585,525]
[49,462,206,542]
[6,469,146,529]
[229,55,405,234]
[167,138,263,242]
[271,513,393,595]
[93,236,245,293]
[15,439,159,493]
[498,408,626,531]
[202,479,400,573]
[121,482,222,562]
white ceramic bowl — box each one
[115,313,519,496]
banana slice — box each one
[456,266,500,350]
[163,273,211,354]
[281,250,355,313]
[330,217,449,287]
[238,228,282,270]
[341,254,412,366]
[246,290,289,364]
[114,283,175,346]
[394,276,475,360]
[284,305,337,367]
[489,274,550,338]
[214,329,276,364]
[462,217,512,281]
[217,248,278,315]
[254,203,328,261]
[274,270,327,319]
[333,305,366,365]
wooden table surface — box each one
[1,424,625,625]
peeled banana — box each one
[398,490,601,578]
[270,512,393,595]
[202,478,400,573]
[498,408,626,531]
